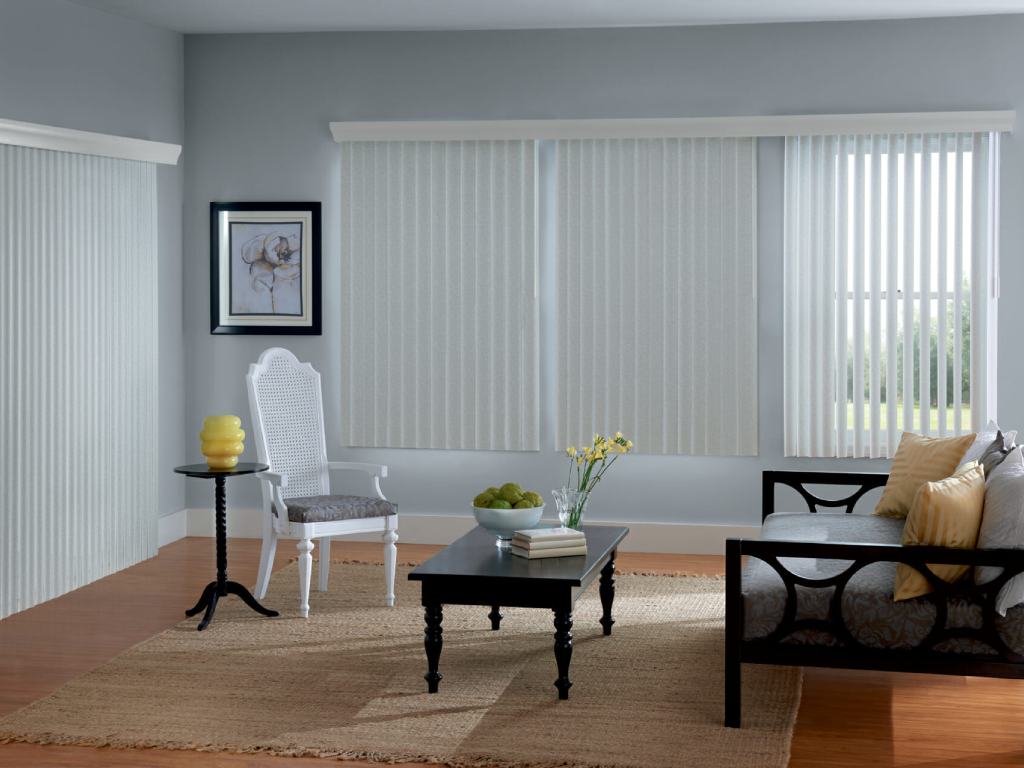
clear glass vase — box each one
[552,487,589,530]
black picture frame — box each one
[210,201,322,335]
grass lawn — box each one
[846,402,972,432]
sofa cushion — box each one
[277,494,397,524]
[894,463,985,601]
[873,432,975,519]
[742,511,1024,654]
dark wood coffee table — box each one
[408,524,628,700]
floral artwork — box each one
[230,222,303,316]
[210,202,321,335]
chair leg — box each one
[383,528,398,607]
[254,527,277,600]
[318,536,331,592]
[297,538,314,618]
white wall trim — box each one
[158,509,189,548]
[330,111,1015,142]
[0,118,182,165]
[179,508,758,555]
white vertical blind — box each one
[784,132,998,458]
[0,145,158,619]
[556,138,757,455]
[340,140,539,450]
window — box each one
[557,138,758,455]
[340,140,539,450]
[0,143,159,618]
[784,132,999,458]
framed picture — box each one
[210,201,321,335]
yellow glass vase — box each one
[200,415,245,470]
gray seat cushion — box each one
[277,494,397,524]
[743,511,1024,655]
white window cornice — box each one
[331,111,1015,143]
[0,118,181,165]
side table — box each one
[173,462,279,631]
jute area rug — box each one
[0,561,801,767]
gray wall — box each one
[0,0,186,518]
[183,16,1024,526]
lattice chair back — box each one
[247,348,331,504]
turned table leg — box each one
[488,605,503,630]
[553,609,574,700]
[599,551,616,636]
[424,603,444,693]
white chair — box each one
[247,347,398,617]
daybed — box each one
[725,469,1024,727]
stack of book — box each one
[509,527,587,559]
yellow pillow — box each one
[874,432,976,519]
[893,463,985,601]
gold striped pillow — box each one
[893,462,985,601]
[873,432,976,519]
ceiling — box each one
[69,0,1024,33]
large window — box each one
[784,132,998,458]
[340,140,539,450]
[557,138,758,455]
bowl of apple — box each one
[472,483,545,547]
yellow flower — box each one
[615,431,623,440]
[625,440,633,450]
[566,446,577,457]
[593,433,601,446]
[576,455,584,465]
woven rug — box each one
[0,561,800,767]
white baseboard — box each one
[157,509,188,548]
[173,506,758,555]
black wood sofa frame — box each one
[725,469,1024,727]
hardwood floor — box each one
[1,538,1023,767]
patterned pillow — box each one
[979,430,1015,478]
[960,420,1017,466]
[894,463,985,601]
[977,447,1024,615]
[874,432,976,519]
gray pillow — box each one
[961,420,1017,466]
[979,430,1014,478]
[976,446,1024,615]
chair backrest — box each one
[247,347,330,501]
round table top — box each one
[173,462,269,479]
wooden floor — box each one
[1,538,1023,767]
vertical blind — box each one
[557,138,758,455]
[340,140,539,450]
[784,132,998,458]
[0,145,158,619]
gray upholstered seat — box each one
[743,511,1024,654]
[277,495,397,524]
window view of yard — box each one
[846,401,972,432]
[844,288,972,433]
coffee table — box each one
[408,524,628,700]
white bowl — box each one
[473,504,545,546]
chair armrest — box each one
[327,461,388,501]
[259,470,288,488]
[762,469,889,521]
[257,471,289,515]
[327,461,388,478]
